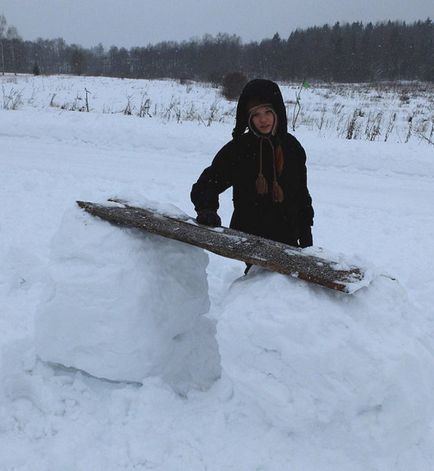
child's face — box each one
[251,106,275,135]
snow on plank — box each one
[77,200,366,293]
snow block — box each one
[35,207,221,393]
[217,271,434,468]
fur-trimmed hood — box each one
[232,79,288,139]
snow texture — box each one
[219,269,434,469]
[35,207,220,393]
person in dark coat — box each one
[191,79,314,269]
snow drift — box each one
[35,206,221,393]
[217,269,434,469]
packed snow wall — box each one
[35,207,221,394]
[216,269,434,469]
[32,203,434,469]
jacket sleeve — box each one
[190,142,235,213]
[295,141,314,231]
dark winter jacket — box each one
[191,79,314,247]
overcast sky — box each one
[1,0,432,48]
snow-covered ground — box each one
[1,74,434,470]
[2,74,433,143]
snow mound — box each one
[35,206,220,393]
[217,270,434,468]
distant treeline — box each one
[1,15,433,82]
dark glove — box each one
[299,227,313,248]
[196,210,221,227]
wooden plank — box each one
[76,200,365,293]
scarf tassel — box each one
[256,173,268,195]
[272,181,284,203]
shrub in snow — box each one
[35,206,221,394]
[221,72,248,100]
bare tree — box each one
[6,25,21,73]
[0,14,7,75]
[70,46,86,75]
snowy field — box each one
[2,74,434,143]
[1,74,434,470]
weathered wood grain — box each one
[77,200,365,293]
